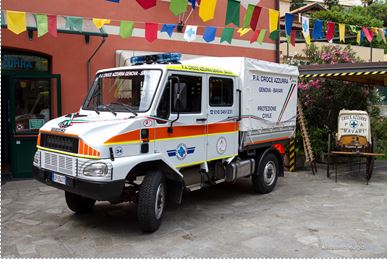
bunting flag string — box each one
[4,7,387,48]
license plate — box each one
[52,173,66,185]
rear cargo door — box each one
[206,75,238,161]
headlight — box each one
[33,151,41,167]
[83,162,111,178]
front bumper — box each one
[32,166,125,201]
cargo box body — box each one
[184,57,299,149]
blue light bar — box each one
[130,53,182,65]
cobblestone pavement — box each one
[1,161,387,258]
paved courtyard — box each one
[1,161,387,258]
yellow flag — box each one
[356,30,360,45]
[7,10,27,35]
[199,0,217,22]
[269,9,279,33]
[339,23,345,43]
[237,28,251,36]
[92,18,111,29]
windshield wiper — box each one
[110,102,138,116]
[96,104,117,116]
[93,107,100,115]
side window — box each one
[171,74,202,114]
[156,83,170,120]
[209,77,233,107]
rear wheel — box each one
[65,191,96,214]
[137,170,166,233]
[252,152,279,194]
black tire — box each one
[137,170,166,233]
[65,191,96,214]
[252,152,279,194]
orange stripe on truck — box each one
[104,122,238,145]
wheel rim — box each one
[155,183,165,219]
[263,161,276,186]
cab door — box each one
[154,72,207,169]
[206,75,238,161]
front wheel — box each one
[137,170,166,233]
[252,152,279,194]
[65,191,96,214]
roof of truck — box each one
[96,63,238,77]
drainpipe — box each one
[87,36,107,89]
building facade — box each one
[2,0,279,178]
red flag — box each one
[145,23,158,42]
[362,27,373,42]
[250,29,260,43]
[136,0,156,9]
[326,21,335,42]
[249,6,262,31]
[48,15,57,37]
[290,30,296,46]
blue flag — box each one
[189,0,196,9]
[203,26,216,42]
[107,0,120,2]
[312,19,323,39]
[161,24,177,37]
[285,13,294,37]
[360,30,364,44]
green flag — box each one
[35,14,48,37]
[242,4,254,28]
[170,0,187,16]
[120,21,134,38]
[225,0,240,26]
[376,31,382,42]
[220,27,234,44]
[269,29,279,40]
[257,29,266,44]
[349,25,357,34]
[65,16,83,32]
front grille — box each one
[41,134,78,153]
[41,151,77,176]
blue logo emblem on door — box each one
[167,143,195,160]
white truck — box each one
[33,53,298,232]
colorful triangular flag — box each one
[119,21,134,38]
[312,19,323,39]
[257,29,266,44]
[48,15,57,37]
[203,26,216,42]
[362,27,373,42]
[136,0,156,9]
[35,14,48,37]
[285,13,294,37]
[170,0,187,16]
[290,30,296,46]
[145,23,158,42]
[339,23,345,43]
[199,0,217,22]
[269,9,279,34]
[189,0,196,9]
[250,6,262,31]
[220,27,234,44]
[160,24,176,37]
[326,21,335,42]
[301,16,310,45]
[184,25,197,42]
[92,18,111,29]
[242,4,254,29]
[225,0,240,27]
[65,16,83,32]
[6,11,26,35]
[250,29,260,43]
[237,27,251,37]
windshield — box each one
[83,69,162,113]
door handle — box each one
[196,118,207,122]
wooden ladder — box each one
[297,100,317,175]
